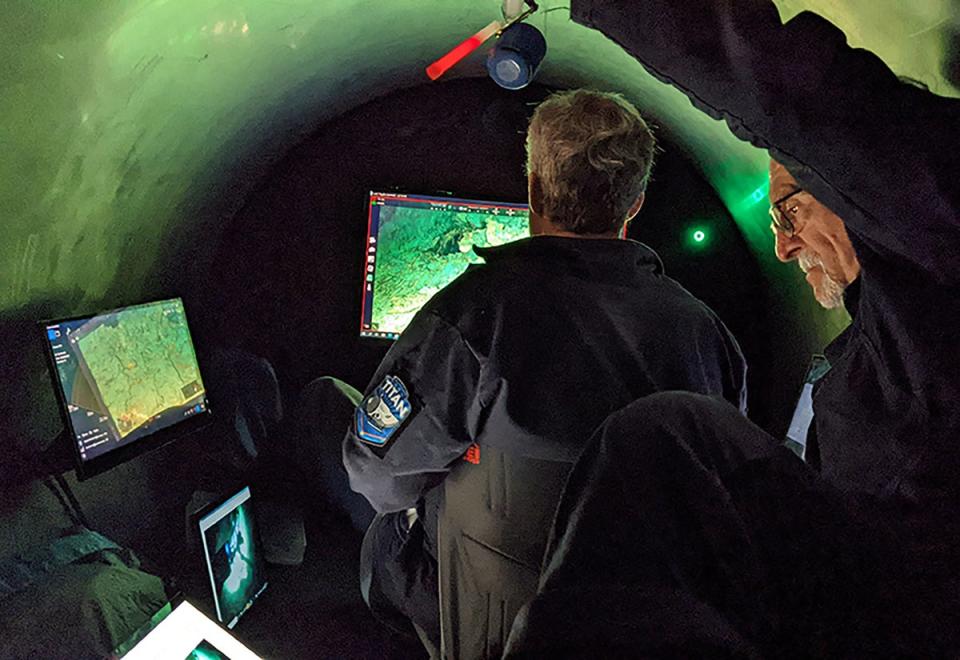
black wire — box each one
[43,476,81,528]
[54,472,91,529]
[542,6,571,14]
[36,430,93,530]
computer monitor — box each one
[197,486,268,629]
[42,297,211,479]
[360,190,529,339]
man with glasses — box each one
[768,163,861,311]
[505,0,960,656]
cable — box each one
[36,430,92,530]
[540,3,570,36]
[43,476,81,528]
[54,472,91,529]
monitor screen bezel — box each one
[120,599,262,659]
[40,297,212,480]
[195,485,269,629]
[360,187,530,341]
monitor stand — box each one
[29,428,75,478]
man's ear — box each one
[619,193,645,239]
[528,172,545,217]
[626,192,645,222]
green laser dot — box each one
[693,230,706,242]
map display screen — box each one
[43,298,209,469]
[360,191,529,340]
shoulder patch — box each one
[355,375,412,447]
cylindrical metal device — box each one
[486,23,547,90]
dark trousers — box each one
[360,511,441,653]
[506,392,957,658]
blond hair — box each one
[526,90,656,234]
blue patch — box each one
[355,375,412,447]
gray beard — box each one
[798,251,846,310]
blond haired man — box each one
[344,89,746,657]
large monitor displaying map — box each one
[43,298,210,478]
[360,191,529,340]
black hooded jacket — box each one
[344,236,747,548]
[570,0,960,510]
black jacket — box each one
[344,236,747,528]
[571,0,960,506]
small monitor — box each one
[197,486,268,629]
[42,298,211,479]
[360,190,529,339]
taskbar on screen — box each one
[360,330,400,340]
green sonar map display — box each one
[368,199,529,336]
[73,301,204,438]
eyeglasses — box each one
[768,188,805,236]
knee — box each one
[299,376,361,414]
[596,391,770,473]
[609,391,727,433]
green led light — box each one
[686,225,710,249]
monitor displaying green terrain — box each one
[360,192,529,339]
[44,298,209,464]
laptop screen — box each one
[198,487,268,628]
